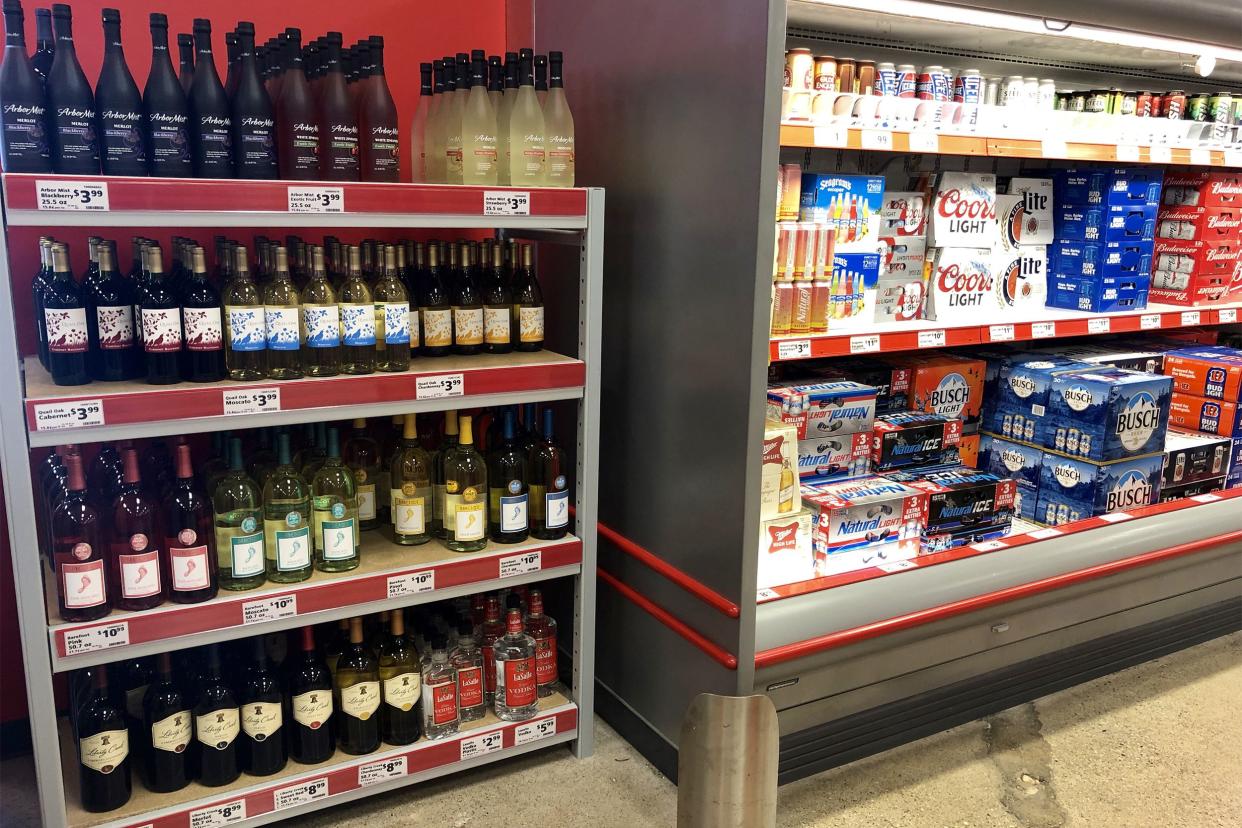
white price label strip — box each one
[1041,138,1069,158]
[1116,145,1140,162]
[1140,314,1162,330]
[1190,148,1212,166]
[861,129,893,151]
[415,373,464,400]
[1224,149,1242,167]
[273,778,328,810]
[36,180,109,210]
[32,398,105,431]
[483,191,531,216]
[1149,145,1173,164]
[776,339,812,360]
[62,621,129,656]
[287,186,344,213]
[222,388,280,416]
[988,324,1014,342]
[850,334,880,354]
[917,330,946,348]
[189,800,246,828]
[812,124,848,148]
[1220,309,1238,323]
[358,756,407,787]
[242,595,297,625]
[1031,322,1056,339]
[1088,317,1111,334]
[514,717,557,745]
[1181,310,1201,326]
[1097,512,1133,523]
[907,130,939,153]
[877,560,915,573]
[499,550,542,578]
[970,540,1007,552]
[756,588,779,601]
[387,570,435,599]
[1028,527,1063,540]
[459,729,504,761]
[1190,493,1222,503]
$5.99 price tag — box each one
[36,180,109,210]
[459,730,504,761]
[359,756,407,786]
[222,387,280,416]
[287,186,344,213]
[189,800,246,828]
[62,621,129,656]
[514,717,557,745]
[32,398,105,431]
[415,373,464,400]
[483,191,531,216]
[499,550,541,578]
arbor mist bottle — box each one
[317,32,358,181]
[47,3,99,174]
[96,8,147,176]
[461,50,498,185]
[0,0,52,172]
[359,35,398,182]
[275,27,318,180]
[143,12,191,178]
[188,19,233,178]
[230,22,277,179]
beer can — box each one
[1038,79,1057,109]
[1078,434,1091,456]
[771,281,795,336]
[984,77,1001,106]
[857,60,877,95]
[1163,90,1185,119]
[1055,92,1071,111]
[1119,92,1138,116]
[1213,445,1225,474]
[1045,504,1057,525]
[1085,90,1109,114]
[798,222,819,280]
[810,279,830,333]
[1156,252,1194,274]
[813,55,837,91]
[1068,510,1081,523]
[1012,414,1024,435]
[813,220,833,280]
[790,280,814,335]
[1174,454,1186,482]
[876,62,899,96]
[1000,76,1026,107]
[1210,92,1233,123]
[1002,414,1013,437]
[1158,219,1196,241]
[1106,88,1124,115]
[1136,91,1154,117]
[1023,420,1035,442]
[943,67,959,99]
[775,222,797,279]
[1023,77,1039,105]
[791,223,812,279]
[1070,91,1087,112]
[1056,504,1069,525]
[1066,429,1080,454]
[1150,93,1164,117]
[778,165,802,222]
[896,64,917,98]
[1054,428,1066,451]
[954,69,983,104]
[836,58,857,95]
[917,65,947,101]
[1188,93,1210,121]
[785,48,814,91]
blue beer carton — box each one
[1229,438,1242,487]
[1045,369,1173,461]
[1054,203,1158,243]
[1051,167,1163,208]
[766,381,878,440]
[983,355,1093,439]
[1035,452,1164,524]
[1049,239,1153,279]
[979,432,1042,519]
[1046,274,1149,313]
[799,174,886,253]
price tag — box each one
[36,180,109,211]
[1041,138,1069,158]
[189,800,246,828]
[358,756,407,787]
[1181,310,1201,326]
[514,717,557,745]
[241,594,297,625]
[1116,145,1140,162]
[917,330,946,348]
[222,387,280,416]
[1190,493,1222,503]
[387,570,435,599]
[988,324,1015,342]
[287,186,344,213]
[1097,512,1132,523]
[812,124,848,148]
[776,339,812,360]
[32,398,105,431]
[1031,322,1056,339]
[907,130,940,153]
[756,588,779,601]
[1149,145,1173,164]
[1028,527,1063,540]
[849,334,880,354]
[1224,149,1242,167]
[483,191,531,216]
[273,778,328,810]
[970,540,1007,552]
[62,621,129,656]
[861,129,893,151]
[1087,317,1111,334]
[877,560,915,573]
[1190,148,1212,166]
[415,373,464,400]
[1219,308,1238,323]
[499,550,542,578]
[1140,314,1162,330]
[459,730,504,761]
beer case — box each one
[1229,438,1242,487]
[992,244,1047,311]
[923,246,995,324]
[978,433,1042,520]
[1162,346,1242,401]
[1153,237,1240,276]
[1052,167,1163,208]
[1044,368,1173,462]
[1155,204,1242,244]
[828,251,885,329]
[1168,392,1242,438]
[1050,239,1154,279]
[1054,203,1158,244]
[798,432,871,482]
[881,237,927,279]
[872,272,927,324]
[1149,268,1229,306]
[879,191,928,239]
[799,174,886,253]
[1047,273,1149,314]
[1025,341,1165,374]
[1161,430,1232,487]
[808,357,912,413]
[801,477,926,569]
[922,517,1014,552]
[1161,171,1242,209]
[984,355,1094,436]
[883,353,986,434]
[766,381,878,440]
[757,510,815,590]
[996,178,1053,247]
[959,433,980,468]
[883,467,1017,536]
[871,411,964,472]
[761,419,799,520]
[1157,476,1226,503]
[1035,452,1164,523]
[927,172,998,248]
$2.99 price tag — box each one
[273,778,328,810]
[189,799,246,828]
[36,180,109,210]
[222,387,280,416]
[483,191,531,216]
[415,373,464,400]
[514,717,557,745]
[62,621,129,656]
[499,550,541,578]
[459,730,504,761]
[32,398,105,431]
[287,186,344,213]
[358,756,407,787]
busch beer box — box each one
[766,381,877,440]
[799,174,885,253]
[928,172,997,248]
[996,177,1053,248]
[1162,346,1242,401]
[801,477,926,568]
[757,510,814,589]
[1162,430,1232,487]
[923,246,994,324]
[978,433,1042,520]
[1036,452,1164,523]
[1168,393,1242,438]
[884,353,986,434]
[983,355,1094,439]
[872,411,963,471]
[1044,369,1172,462]
[992,244,1047,311]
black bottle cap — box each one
[236,21,254,37]
[149,12,167,27]
[458,622,473,638]
[326,31,342,45]
[506,51,518,61]
[101,8,120,24]
[420,61,432,71]
[178,33,192,46]
[471,48,485,60]
[506,593,521,610]
[52,4,71,18]
[519,47,533,60]
[431,635,447,651]
[369,35,383,48]
[193,18,210,33]
[456,51,469,62]
[3,0,23,16]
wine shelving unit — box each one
[0,175,604,828]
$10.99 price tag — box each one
[241,594,297,625]
[387,570,435,599]
[483,191,531,216]
[189,800,246,828]
[62,621,129,656]
[36,180,109,210]
[499,550,541,578]
[514,717,557,745]
[287,186,344,213]
[459,730,504,761]
[32,398,105,431]
[222,387,280,416]
[358,756,407,787]
[415,373,464,400]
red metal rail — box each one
[596,521,741,618]
[598,568,739,670]
[754,529,1242,669]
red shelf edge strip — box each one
[754,529,1242,669]
[598,568,738,670]
[596,521,741,618]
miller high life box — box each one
[757,510,814,589]
[992,244,1047,312]
[1162,346,1242,401]
[927,172,997,248]
[923,246,994,324]
[761,419,799,520]
[996,178,1053,248]
[1161,171,1242,209]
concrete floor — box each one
[3,632,1240,827]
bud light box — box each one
[1035,452,1164,524]
[1046,273,1149,314]
[1045,369,1173,462]
[1052,167,1163,208]
[996,178,1053,248]
[886,353,986,434]
[992,245,1047,312]
[1050,240,1153,279]
[1054,203,1158,244]
[801,477,926,572]
[928,172,997,248]
[798,432,871,482]
[760,419,799,520]
[1168,393,1242,438]
[923,246,995,324]
[798,174,886,253]
[757,511,815,590]
[872,411,963,472]
[766,381,877,440]
[1162,346,1242,401]
[1161,431,1232,487]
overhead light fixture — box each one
[1195,54,1217,77]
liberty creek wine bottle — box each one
[239,637,287,776]
[78,668,132,812]
[143,13,191,177]
[287,626,334,763]
[317,32,358,181]
[96,8,147,176]
[0,0,52,172]
[230,22,277,179]
[194,644,241,787]
[275,27,318,179]
[141,652,191,793]
[47,3,99,174]
[188,19,233,178]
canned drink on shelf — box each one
[1210,92,1233,123]
[778,164,802,222]
[1119,92,1138,116]
[771,281,795,336]
[876,62,899,96]
[1023,77,1039,105]
[984,77,1001,106]
[775,222,797,279]
[1054,427,1066,451]
[1002,414,1013,437]
[857,60,877,95]
[1105,88,1123,114]
[810,279,830,333]
[917,65,947,101]
[1078,434,1091,457]
[790,280,814,334]
[813,221,833,280]
[954,69,983,104]
[1153,269,1188,290]
[1066,429,1080,455]
[1037,79,1057,109]
[1056,504,1069,525]
[791,223,812,279]
[1164,91,1186,119]
[1188,93,1210,121]
[1045,503,1057,524]
[801,223,820,282]
[813,56,837,91]
[786,48,814,91]
[1055,92,1071,111]
[1070,91,1087,112]
[1136,91,1154,117]
[1085,90,1109,114]
[943,67,959,98]
[1158,220,1197,241]
[837,58,857,95]
[1000,76,1026,107]
[1023,420,1035,442]
[896,64,918,98]
[1156,252,1194,274]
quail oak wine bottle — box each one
[142,652,191,793]
[419,242,452,357]
[85,242,139,381]
[335,617,381,754]
[230,22,277,179]
[188,19,233,177]
[512,243,545,351]
[0,0,51,172]
[300,245,341,376]
[263,245,302,378]
[143,13,191,177]
[359,35,397,182]
[452,244,483,356]
[223,245,267,380]
[78,668,132,812]
[52,454,110,622]
[110,448,165,611]
[43,242,90,386]
[263,433,312,582]
[239,637,287,776]
[195,644,241,787]
[162,442,218,603]
[47,3,99,174]
[317,32,358,181]
[483,241,512,353]
[287,626,334,764]
[373,245,410,372]
[181,246,226,381]
[338,246,376,374]
[275,27,317,180]
[96,8,147,176]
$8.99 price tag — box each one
[459,730,504,761]
[415,373,464,400]
[273,778,328,810]
[189,799,246,828]
[36,180,109,210]
[358,756,407,786]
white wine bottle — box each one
[543,52,575,187]
[442,55,466,184]
[496,53,518,185]
[461,51,498,185]
[424,60,446,183]
[507,52,546,186]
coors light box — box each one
[923,246,995,324]
[927,172,998,248]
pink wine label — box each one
[45,307,89,353]
[183,306,223,351]
[95,305,134,349]
[168,545,210,591]
[117,549,161,598]
[60,560,106,608]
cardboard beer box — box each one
[992,244,1047,312]
[996,177,1053,248]
[880,236,927,279]
[810,356,913,414]
[923,246,995,324]
[872,272,927,324]
[1044,369,1173,462]
[883,467,1017,536]
[1150,267,1230,306]
[978,432,1042,519]
[1158,476,1226,502]
[828,250,885,329]
[928,172,997,248]
[801,477,926,571]
[958,433,980,468]
[1161,171,1242,209]
[1153,237,1240,278]
[1055,203,1158,244]
[766,381,878,440]
[1156,204,1242,244]
[884,353,987,434]
[1035,452,1164,524]
[871,411,963,471]
[1168,393,1242,438]
[1161,430,1232,487]
[761,419,799,520]
[757,510,815,589]
[879,191,928,238]
[798,432,871,481]
[1229,437,1242,487]
[1050,239,1153,279]
[799,174,886,253]
[1053,167,1163,208]
[1162,346,1242,401]
[983,355,1093,439]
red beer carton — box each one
[1168,393,1242,438]
[927,172,998,248]
[1162,346,1242,402]
[1156,204,1242,244]
[883,353,987,434]
[1162,172,1242,209]
[879,191,928,238]
[1152,237,1240,276]
[923,246,995,324]
[1150,269,1231,305]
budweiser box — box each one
[872,411,963,472]
[1162,346,1242,401]
[1162,171,1242,208]
[1050,239,1153,279]
[808,356,912,414]
[1150,268,1230,306]
[801,477,926,565]
[883,353,986,434]
[1161,430,1232,487]
[761,419,799,520]
[1156,205,1242,244]
[992,245,1047,312]
[1052,167,1163,208]
[883,467,1017,536]
[1153,237,1240,276]
[923,246,995,324]
[1035,452,1164,523]
[983,355,1094,437]
[798,432,871,482]
[996,177,1053,247]
[757,510,814,590]
[1055,203,1158,244]
[881,237,927,279]
[927,172,997,248]
[879,191,928,238]
[1158,476,1226,503]
[1045,368,1173,462]
[1047,273,1149,314]
[1168,393,1242,438]
[799,174,885,253]
[766,381,877,440]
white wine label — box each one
[357,485,377,521]
[451,499,486,541]
[141,307,183,352]
[340,303,376,346]
[421,308,452,347]
[184,306,223,351]
[196,708,240,750]
[453,307,484,346]
[546,490,570,529]
[383,672,420,711]
[500,493,528,532]
[340,681,381,720]
[241,701,282,740]
[519,306,544,343]
[95,305,134,349]
[302,304,340,348]
[60,560,106,608]
[382,302,410,345]
[151,711,192,753]
[321,518,356,560]
[392,494,425,534]
[408,309,420,348]
[45,307,89,353]
[291,689,332,729]
[264,306,301,351]
[119,549,161,598]
[80,729,128,773]
[225,306,266,352]
[484,306,511,344]
[229,531,265,577]
[169,545,210,591]
[275,526,311,571]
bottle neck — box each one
[150,26,169,54]
[4,12,25,46]
[102,21,123,57]
[54,17,76,55]
[35,13,51,46]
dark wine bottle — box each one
[482,240,512,354]
[230,22,277,179]
[316,32,358,181]
[143,13,191,178]
[85,242,139,381]
[275,27,317,180]
[31,6,53,80]
[452,243,483,356]
[96,8,147,176]
[137,244,182,384]
[359,36,397,182]
[120,657,153,775]
[187,19,233,178]
[34,237,53,368]
[162,442,219,603]
[223,30,237,97]
[419,241,452,357]
[181,245,225,381]
[47,3,98,174]
[78,668,132,813]
[287,626,335,764]
[51,454,110,622]
[0,0,51,172]
[43,241,90,385]
[142,652,191,793]
[176,33,193,94]
[194,644,241,787]
[239,637,287,776]
[334,617,380,754]
[109,448,165,611]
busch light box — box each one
[1036,452,1164,523]
[992,245,1047,312]
[996,178,1053,247]
[872,411,963,471]
[928,172,998,247]
[798,432,871,482]
[1045,369,1173,462]
[924,246,995,325]
[798,174,886,253]
[766,381,877,440]
[801,476,927,566]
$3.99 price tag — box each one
[415,373,464,400]
[36,180,109,210]
[459,730,504,760]
[32,398,105,431]
[359,756,407,786]
[287,186,344,213]
[483,191,531,216]
[189,799,246,828]
[776,339,811,360]
[222,388,280,416]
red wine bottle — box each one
[137,245,183,384]
[88,443,124,518]
[109,448,165,611]
[194,644,240,787]
[0,0,51,172]
[47,3,98,174]
[44,241,90,385]
[286,626,334,764]
[32,6,53,79]
[317,32,358,181]
[143,13,191,178]
[188,19,233,178]
[52,454,110,622]
[34,237,54,368]
[359,36,397,182]
[78,668,132,813]
[96,8,147,176]
[230,22,277,179]
[275,27,318,180]
[176,33,193,94]
[162,442,218,604]
[181,245,225,381]
[85,241,139,381]
[239,637,287,776]
[141,652,191,793]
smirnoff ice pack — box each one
[923,246,994,324]
[927,172,997,247]
[801,477,927,575]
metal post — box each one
[676,693,779,828]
